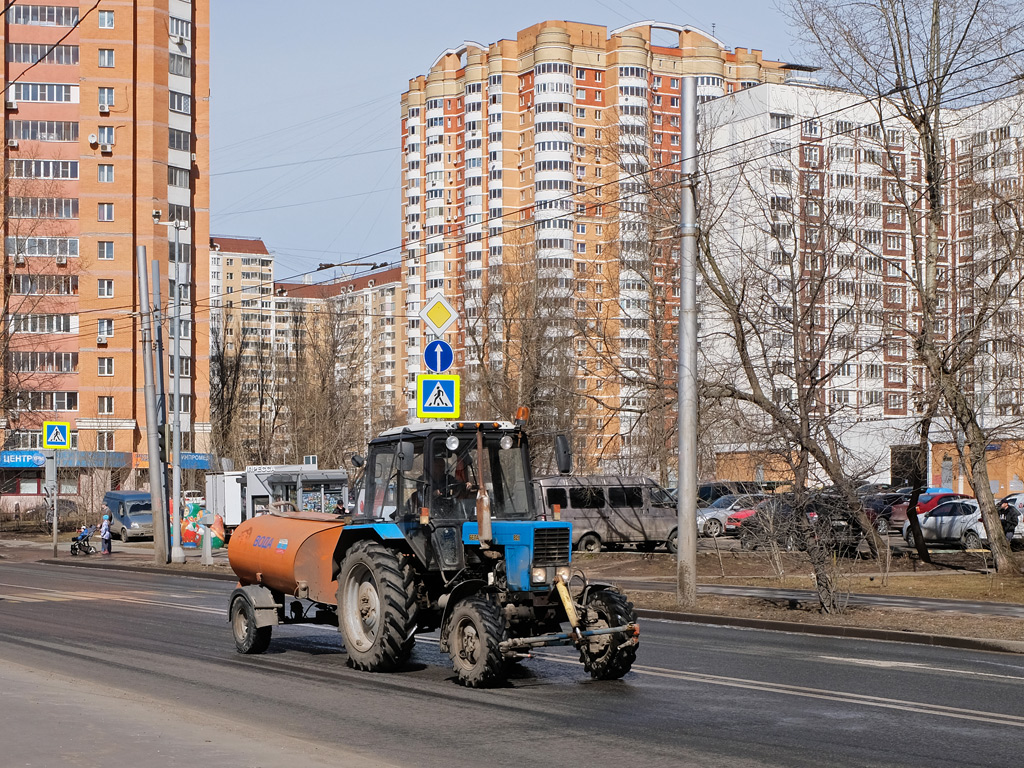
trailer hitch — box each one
[498,623,639,654]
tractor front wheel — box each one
[337,539,417,672]
[582,588,638,680]
[446,596,507,688]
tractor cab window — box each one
[432,431,535,520]
[365,444,401,520]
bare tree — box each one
[787,0,1024,574]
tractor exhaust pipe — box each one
[476,427,493,547]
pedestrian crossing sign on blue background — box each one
[416,374,460,419]
[42,421,71,449]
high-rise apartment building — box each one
[0,2,209,504]
[400,20,791,471]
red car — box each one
[725,507,757,533]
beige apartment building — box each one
[0,1,210,509]
[400,20,792,472]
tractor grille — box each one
[534,528,570,565]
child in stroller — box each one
[71,525,97,556]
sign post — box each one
[417,294,460,421]
[42,421,70,557]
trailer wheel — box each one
[231,596,272,654]
[447,596,507,688]
[337,539,417,672]
[582,588,637,680]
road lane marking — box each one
[817,655,1024,683]
[0,583,221,614]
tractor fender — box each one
[230,585,281,629]
[437,579,489,653]
[579,580,619,607]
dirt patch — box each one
[634,591,1024,643]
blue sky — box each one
[209,1,797,280]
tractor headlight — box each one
[531,567,547,584]
[556,566,571,583]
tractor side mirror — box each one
[351,454,365,468]
[397,443,415,472]
[555,434,572,476]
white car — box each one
[903,499,993,550]
[697,493,765,537]
[183,489,205,509]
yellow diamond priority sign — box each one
[419,293,458,336]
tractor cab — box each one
[360,421,536,524]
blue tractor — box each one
[228,420,639,687]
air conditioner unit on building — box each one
[6,139,17,149]
[56,254,67,265]
[170,34,183,45]
[98,104,110,114]
[97,335,107,346]
[5,100,17,110]
[99,143,113,153]
[15,255,26,266]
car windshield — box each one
[649,486,675,507]
[710,494,740,509]
[127,502,151,516]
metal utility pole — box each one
[46,451,57,557]
[676,76,698,608]
[170,221,188,563]
[137,246,168,564]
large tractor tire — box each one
[337,539,417,672]
[446,596,507,688]
[231,596,272,655]
[582,588,637,680]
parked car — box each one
[102,491,154,542]
[183,489,205,509]
[697,482,763,507]
[739,494,862,554]
[862,493,909,535]
[698,494,765,537]
[902,499,990,550]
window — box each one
[98,358,114,376]
[98,241,114,260]
[6,120,78,142]
[6,43,79,64]
[97,319,113,336]
[98,279,114,297]
[98,10,113,28]
[569,486,605,509]
[97,87,114,108]
[8,5,79,25]
[168,128,191,152]
[169,53,191,77]
[168,166,189,187]
[887,393,905,410]
[8,160,78,179]
[9,82,75,102]
[7,197,78,218]
[98,396,114,415]
[98,164,113,183]
[169,91,191,114]
[97,203,114,221]
[97,431,115,451]
[97,125,114,145]
[98,49,114,67]
[169,16,191,39]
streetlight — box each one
[154,210,189,564]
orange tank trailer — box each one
[228,512,346,605]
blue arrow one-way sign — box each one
[423,339,454,373]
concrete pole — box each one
[676,76,698,608]
[137,246,168,564]
[151,260,173,554]
[46,451,56,557]
[170,224,186,563]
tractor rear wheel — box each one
[337,539,417,672]
[447,596,507,688]
[582,588,637,680]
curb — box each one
[636,608,1024,655]
[39,558,237,582]
[35,557,1024,655]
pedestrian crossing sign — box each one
[42,421,71,449]
[416,374,460,419]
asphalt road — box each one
[2,561,1023,768]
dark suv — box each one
[740,494,862,554]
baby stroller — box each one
[70,525,97,556]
